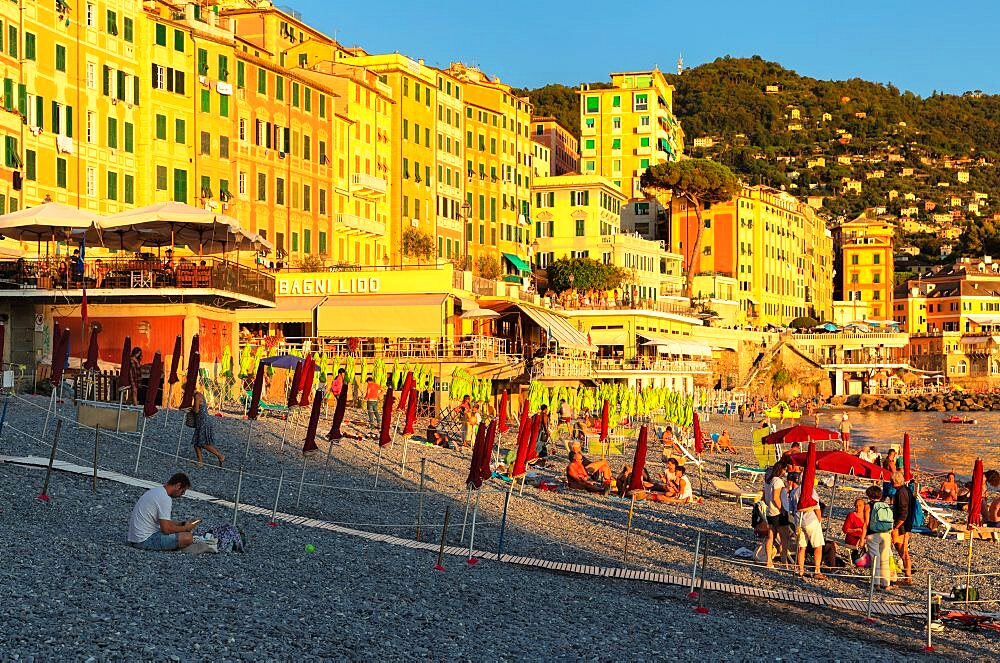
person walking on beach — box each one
[364,375,382,429]
[838,414,851,451]
[790,474,825,579]
[891,471,914,585]
[865,485,894,591]
[127,473,198,551]
[191,390,224,467]
[128,347,143,406]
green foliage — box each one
[789,316,818,329]
[514,82,614,140]
[771,368,793,389]
[296,254,326,271]
[640,159,741,205]
[476,255,502,280]
[545,257,627,293]
[401,228,434,262]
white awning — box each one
[960,335,1000,346]
[638,331,713,357]
[966,315,1000,326]
[518,305,592,351]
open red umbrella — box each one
[378,388,395,447]
[302,388,323,453]
[510,412,534,478]
[51,328,70,385]
[627,425,649,494]
[600,400,610,442]
[83,327,100,371]
[466,420,488,488]
[327,376,349,440]
[763,425,840,445]
[179,336,199,409]
[693,412,704,455]
[479,419,497,484]
[786,449,890,480]
[497,390,509,434]
[286,360,303,408]
[117,336,132,393]
[167,335,182,384]
[902,433,912,482]
[797,442,819,511]
[298,355,316,407]
[969,458,985,526]
[142,351,162,418]
[246,360,265,421]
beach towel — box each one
[206,523,246,553]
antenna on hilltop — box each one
[677,54,684,75]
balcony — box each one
[350,173,387,199]
[594,358,710,374]
[633,125,652,134]
[0,256,275,307]
[635,145,651,156]
[533,355,595,379]
[581,125,596,136]
[270,334,511,363]
[337,213,386,236]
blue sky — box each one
[288,0,998,96]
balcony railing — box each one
[268,335,510,362]
[336,213,386,236]
[0,256,275,303]
[594,358,710,374]
[533,356,594,378]
[350,173,387,198]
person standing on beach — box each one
[364,375,382,429]
[890,472,914,585]
[191,390,224,467]
[129,347,143,406]
[838,414,851,451]
[763,462,791,568]
[864,485,893,591]
[127,473,197,551]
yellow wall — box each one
[836,215,895,320]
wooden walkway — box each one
[2,455,922,619]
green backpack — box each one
[871,501,894,533]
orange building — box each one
[531,117,579,176]
[833,213,895,321]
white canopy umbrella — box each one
[0,202,101,249]
[99,202,271,254]
[460,308,500,319]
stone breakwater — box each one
[855,392,1000,412]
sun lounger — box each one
[725,462,766,484]
[711,479,762,509]
[672,439,704,467]
[916,492,966,539]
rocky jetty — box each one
[856,392,1000,412]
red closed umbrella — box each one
[525,414,541,464]
[167,335,182,384]
[497,390,509,434]
[298,355,316,407]
[378,388,395,447]
[518,399,530,430]
[627,425,649,494]
[693,412,704,455]
[142,351,162,418]
[600,400,610,442]
[83,328,100,371]
[902,433,912,482]
[179,336,199,409]
[479,419,497,484]
[117,336,132,392]
[286,360,303,408]
[763,425,840,445]
[797,442,819,511]
[786,449,890,480]
[466,420,488,488]
[51,328,70,385]
[968,458,985,526]
[246,360,265,420]
[403,388,417,435]
[510,411,534,479]
[398,371,414,413]
[327,376,349,440]
[302,388,323,453]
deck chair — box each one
[240,389,289,419]
[711,479,762,509]
[916,492,967,539]
[725,461,766,484]
[670,437,704,467]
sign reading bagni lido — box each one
[275,267,453,297]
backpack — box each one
[870,501,894,533]
[906,485,924,529]
[751,500,769,537]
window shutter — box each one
[51,101,59,133]
[283,127,290,152]
[35,96,43,128]
[65,106,72,138]
[17,84,25,116]
[103,67,110,96]
[133,76,139,105]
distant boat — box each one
[942,415,976,425]
[765,401,802,419]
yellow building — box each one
[446,63,533,279]
[577,70,684,200]
[530,140,551,179]
[834,213,895,321]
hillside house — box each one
[789,108,801,119]
[788,123,804,131]
[854,112,867,119]
[692,137,716,148]
[901,167,915,176]
[821,112,833,122]
[807,196,825,209]
[958,171,970,183]
[766,85,780,94]
[841,178,862,194]
[888,190,899,201]
[904,192,917,201]
[807,157,826,168]
[865,170,885,180]
[950,196,963,207]
[901,206,919,217]
[837,156,853,166]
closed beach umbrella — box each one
[327,376,349,440]
[403,389,417,435]
[525,414,541,464]
[466,420,488,488]
[246,360,265,421]
[902,433,912,482]
[51,328,70,386]
[968,458,985,526]
[286,360,303,409]
[298,355,316,407]
[378,388,395,447]
[398,371,414,412]
[117,336,132,393]
[627,425,649,495]
[497,390,509,434]
[302,388,323,453]
[518,398,530,430]
[480,419,497,484]
[510,413,534,479]
[797,442,819,512]
[143,352,162,418]
[179,335,199,409]
[167,335,182,384]
[693,412,704,455]
[84,327,100,371]
[600,399,610,442]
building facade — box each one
[833,213,895,322]
[530,116,578,176]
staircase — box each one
[741,340,784,391]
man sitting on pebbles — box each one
[127,473,199,551]
[567,452,611,495]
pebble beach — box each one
[2,393,999,660]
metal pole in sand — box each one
[41,389,56,440]
[694,537,710,613]
[824,474,838,536]
[115,388,128,433]
[162,383,174,429]
[433,505,451,572]
[174,413,186,463]
[688,531,702,597]
[133,417,148,473]
[320,439,334,497]
[373,445,384,489]
[243,419,255,459]
[415,458,426,541]
[92,425,100,493]
[400,433,410,475]
[232,464,244,526]
[497,478,515,557]
[623,494,637,562]
[38,420,63,501]
[467,488,482,564]
[924,573,935,652]
[460,485,473,543]
[278,409,293,454]
[268,467,285,527]
[864,547,878,623]
[295,453,308,510]
[964,531,975,606]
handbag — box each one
[184,409,196,428]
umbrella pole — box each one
[268,467,285,526]
[162,383,174,429]
[243,418,254,459]
[400,433,409,474]
[623,494,637,562]
[697,454,705,497]
[497,477,515,557]
[964,533,974,605]
[115,388,127,433]
[320,438,334,497]
[460,485,473,543]
[373,445,384,489]
[825,475,838,536]
[278,409,292,453]
[41,389,56,441]
[174,414,186,463]
[134,417,147,473]
[467,487,482,563]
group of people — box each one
[564,440,695,503]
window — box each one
[24,33,35,60]
[86,167,96,196]
[319,189,327,215]
[303,185,311,212]
[257,68,266,94]
[55,45,67,72]
[851,254,859,265]
[873,254,881,265]
[172,168,187,203]
[275,75,284,101]
[155,114,166,140]
[291,232,298,253]
[200,89,210,113]
[86,3,95,27]
[219,95,229,118]
[175,118,185,144]
[219,136,229,159]
[237,61,245,89]
[239,171,246,196]
[218,55,229,82]
[304,88,311,112]
[124,174,134,204]
[86,111,95,143]
[56,157,67,188]
[124,122,134,152]
[25,149,35,180]
[173,29,184,52]
[155,23,166,46]
[585,96,599,113]
[106,117,118,149]
[612,95,621,108]
[611,138,621,150]
[123,17,134,43]
[575,219,585,236]
[106,10,118,36]
[318,231,326,255]
[634,93,648,111]
[156,165,167,191]
[292,82,299,107]
[107,171,118,200]
[200,131,210,155]
[585,139,595,150]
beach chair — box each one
[711,479,762,509]
[725,461,767,484]
[671,438,704,467]
[240,389,289,419]
[916,492,966,539]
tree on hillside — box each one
[640,159,741,301]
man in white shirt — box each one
[127,473,198,551]
[790,480,825,578]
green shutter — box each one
[304,88,311,112]
[173,169,187,202]
[56,158,67,188]
[55,45,66,72]
[218,55,228,81]
[124,174,134,203]
[200,89,210,113]
[174,29,184,52]
[124,18,134,43]
[107,117,117,149]
[219,95,229,117]
[197,48,208,75]
[25,32,35,60]
[303,229,311,253]
[64,105,72,138]
[318,231,326,254]
[16,83,25,116]
[50,100,59,133]
[35,95,43,128]
[25,150,35,180]
[155,114,166,139]
[257,69,266,94]
[133,76,139,106]
[124,122,134,152]
[237,61,245,88]
[275,76,283,101]
[2,78,12,111]
[116,71,125,100]
[107,171,118,200]
[155,23,166,46]
[102,66,110,96]
[7,25,15,58]
[319,94,326,118]
[175,118,185,144]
